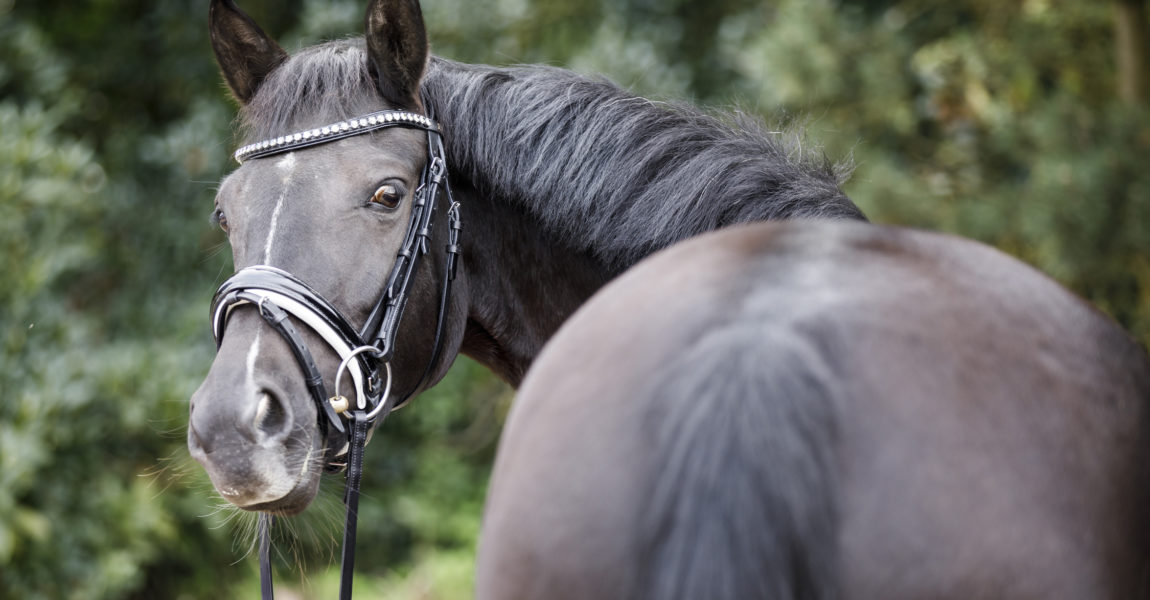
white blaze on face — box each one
[229,151,310,506]
[225,318,308,506]
[244,321,263,410]
[262,152,298,263]
[244,151,296,442]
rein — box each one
[209,109,461,600]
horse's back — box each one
[476,221,1150,600]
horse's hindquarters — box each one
[478,221,1150,600]
[829,307,1149,598]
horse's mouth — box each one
[241,435,351,515]
[230,464,321,516]
[242,490,314,516]
[204,434,326,516]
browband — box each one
[233,109,438,163]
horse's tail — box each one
[639,323,841,600]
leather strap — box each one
[357,130,448,363]
[234,110,438,164]
[389,200,461,407]
[247,292,344,434]
[339,411,372,600]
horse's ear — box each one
[364,0,429,111]
[209,0,288,104]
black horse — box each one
[190,0,860,513]
[479,221,1150,599]
[188,0,1150,597]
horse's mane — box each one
[243,40,864,270]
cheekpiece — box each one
[233,110,439,164]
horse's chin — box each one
[197,436,325,516]
[240,476,322,516]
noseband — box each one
[208,109,461,600]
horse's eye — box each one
[370,183,403,209]
[212,208,229,233]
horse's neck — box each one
[456,183,614,386]
[427,61,616,385]
[424,57,859,383]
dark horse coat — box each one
[196,1,1148,597]
[478,221,1150,600]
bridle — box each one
[209,108,461,600]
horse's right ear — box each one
[209,0,288,104]
[364,0,429,110]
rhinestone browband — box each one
[233,110,439,164]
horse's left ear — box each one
[364,0,429,111]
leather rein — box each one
[208,108,461,600]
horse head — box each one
[188,0,465,515]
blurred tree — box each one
[727,0,1150,340]
[0,6,255,598]
[1115,0,1150,105]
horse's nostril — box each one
[188,419,209,455]
[254,389,292,441]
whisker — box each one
[201,242,230,265]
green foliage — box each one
[0,0,1146,598]
[0,13,242,599]
[730,0,1150,341]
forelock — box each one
[241,39,383,141]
